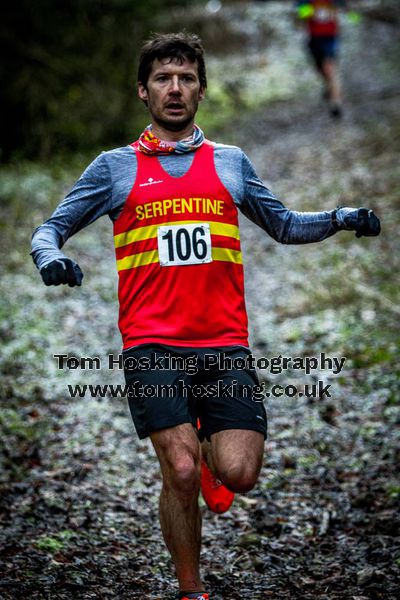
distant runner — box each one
[31,32,380,599]
[297,0,346,117]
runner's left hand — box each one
[333,207,381,238]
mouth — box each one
[165,102,185,113]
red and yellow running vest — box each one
[113,141,249,349]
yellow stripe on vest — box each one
[114,220,240,248]
[116,246,242,271]
[117,250,159,271]
[212,247,242,264]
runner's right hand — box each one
[40,258,83,287]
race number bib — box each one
[314,7,334,22]
[157,223,212,266]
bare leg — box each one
[202,429,265,493]
[151,423,204,593]
[321,58,342,105]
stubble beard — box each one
[152,114,194,133]
[148,97,199,135]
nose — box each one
[168,76,182,95]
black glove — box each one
[353,208,381,238]
[40,258,83,287]
[333,207,381,238]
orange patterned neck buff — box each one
[138,124,204,155]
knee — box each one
[163,454,200,497]
[219,463,259,494]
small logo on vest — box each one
[139,177,164,187]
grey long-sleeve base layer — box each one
[31,142,337,271]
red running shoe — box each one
[200,458,234,514]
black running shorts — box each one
[308,35,338,70]
[123,344,267,440]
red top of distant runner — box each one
[307,1,339,36]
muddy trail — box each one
[0,2,399,599]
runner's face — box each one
[138,58,205,134]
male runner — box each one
[297,0,346,117]
[31,32,380,599]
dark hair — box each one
[138,32,207,90]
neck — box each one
[150,121,195,142]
